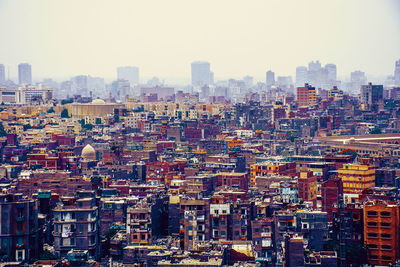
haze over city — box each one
[2,1,400,266]
[0,0,400,83]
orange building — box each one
[337,163,375,194]
[363,200,399,265]
[297,83,316,107]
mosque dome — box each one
[91,98,106,104]
[81,144,96,160]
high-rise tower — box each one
[18,63,32,85]
[191,61,210,86]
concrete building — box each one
[298,172,317,206]
[179,199,210,250]
[0,84,53,104]
[321,177,343,222]
[191,61,210,86]
[18,63,32,85]
[363,200,399,266]
[210,203,230,241]
[296,210,328,251]
[52,193,101,259]
[126,204,152,245]
[360,83,383,108]
[337,163,375,194]
[0,193,39,262]
[284,234,305,267]
[266,70,275,88]
[297,83,316,107]
[273,210,296,264]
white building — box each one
[0,84,53,104]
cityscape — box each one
[1,0,400,266]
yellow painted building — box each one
[338,164,375,194]
[250,162,296,186]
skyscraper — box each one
[325,64,337,81]
[266,70,275,87]
[191,61,210,86]
[394,59,400,85]
[18,63,32,85]
[117,66,139,85]
[0,64,5,84]
[307,60,322,88]
[296,66,308,87]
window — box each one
[367,211,377,217]
[381,212,391,217]
[382,245,392,250]
[381,233,391,239]
[367,233,378,238]
[79,224,84,233]
[367,222,377,227]
[221,231,226,236]
[369,255,378,260]
[381,222,391,228]
[382,256,392,261]
[368,244,378,249]
[188,226,193,230]
[16,250,24,261]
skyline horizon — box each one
[0,58,399,85]
[1,0,399,83]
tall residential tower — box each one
[191,61,211,86]
[18,63,32,85]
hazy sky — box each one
[0,0,399,82]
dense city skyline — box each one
[0,0,399,81]
[1,1,400,266]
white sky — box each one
[0,0,399,83]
